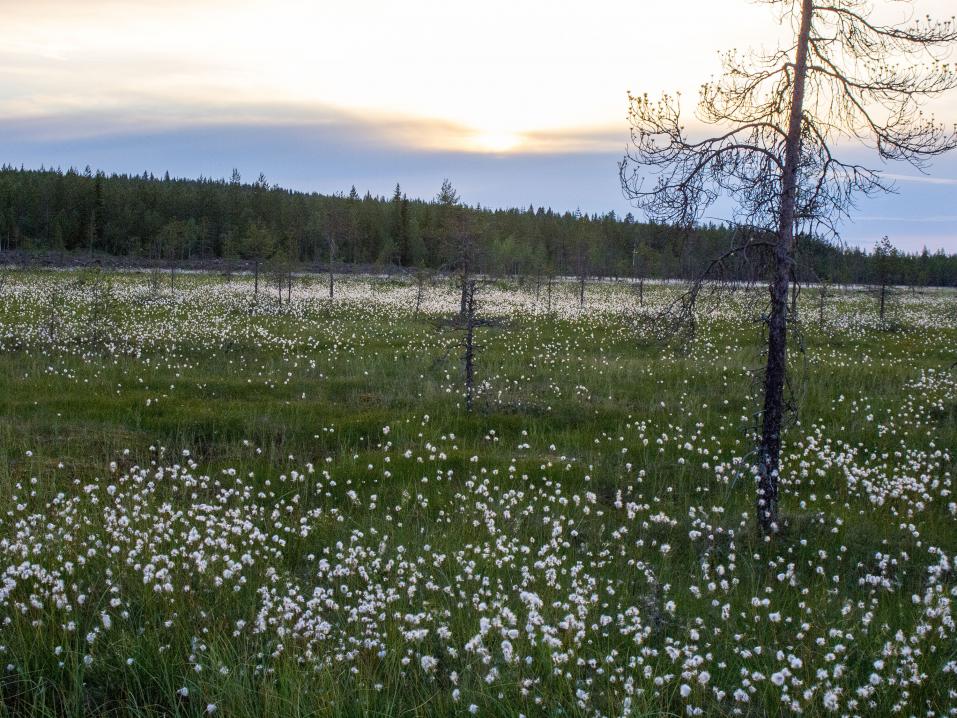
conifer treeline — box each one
[1,165,954,286]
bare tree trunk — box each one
[790,274,799,320]
[879,283,887,321]
[254,259,259,295]
[287,270,292,304]
[150,246,161,294]
[328,233,335,301]
[415,272,425,314]
[464,281,476,413]
[459,257,470,317]
[638,278,644,306]
[547,274,553,312]
[818,285,826,327]
[757,0,813,534]
[579,274,585,309]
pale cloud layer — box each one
[3,0,954,150]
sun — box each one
[469,129,522,154]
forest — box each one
[1,164,954,286]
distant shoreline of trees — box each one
[1,164,954,287]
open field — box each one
[0,269,955,717]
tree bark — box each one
[790,274,799,320]
[328,234,335,301]
[757,0,813,534]
[415,272,424,314]
[464,281,476,413]
[459,258,470,317]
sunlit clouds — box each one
[0,0,790,154]
[2,0,955,154]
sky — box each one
[0,0,955,252]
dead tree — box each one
[84,268,116,350]
[874,235,898,323]
[620,0,957,533]
[413,267,432,315]
[431,280,499,413]
[158,223,181,293]
[632,244,645,306]
[457,226,476,318]
[433,179,477,318]
[790,269,800,321]
[817,281,829,328]
[149,238,162,295]
[464,281,478,412]
[328,229,336,301]
[458,281,503,412]
[242,223,276,299]
[575,221,590,310]
[269,233,295,307]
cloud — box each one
[880,173,957,186]
[0,114,625,208]
[856,215,957,223]
[0,100,622,155]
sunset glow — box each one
[0,0,797,153]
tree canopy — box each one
[0,164,953,285]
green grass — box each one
[0,269,954,717]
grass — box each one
[0,268,954,717]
